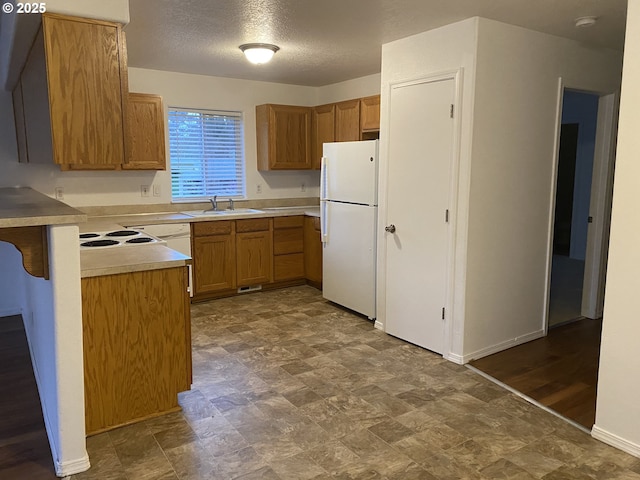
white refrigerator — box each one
[321,140,378,319]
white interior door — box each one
[384,77,455,354]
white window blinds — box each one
[168,108,245,200]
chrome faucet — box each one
[209,196,218,211]
[228,198,234,211]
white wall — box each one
[315,73,381,104]
[378,18,479,359]
[593,0,640,457]
[561,90,600,261]
[461,18,622,360]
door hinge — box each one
[445,209,449,223]
[442,307,445,320]
[588,216,593,224]
[450,104,454,118]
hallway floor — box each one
[67,287,639,480]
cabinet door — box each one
[360,95,381,134]
[237,231,273,286]
[311,104,335,170]
[304,216,323,285]
[125,93,166,170]
[82,267,190,435]
[256,104,311,170]
[193,234,236,293]
[335,99,360,142]
[42,14,128,169]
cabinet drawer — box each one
[273,228,304,255]
[274,216,304,229]
[236,218,270,233]
[274,253,305,281]
[193,221,233,237]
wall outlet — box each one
[141,185,150,197]
[54,187,64,200]
[301,182,306,192]
[153,185,161,197]
[256,184,262,194]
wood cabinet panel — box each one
[335,99,361,142]
[193,234,236,293]
[360,95,381,133]
[42,14,128,169]
[274,216,304,229]
[125,93,166,170]
[236,218,270,233]
[256,104,311,170]
[274,253,305,281]
[193,221,233,237]
[273,227,304,255]
[312,103,335,170]
[237,231,272,286]
[82,267,190,435]
[304,216,323,285]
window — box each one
[168,108,245,201]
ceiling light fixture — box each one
[575,16,598,28]
[239,43,280,65]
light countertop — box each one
[80,244,191,278]
[0,187,86,228]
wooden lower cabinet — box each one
[82,266,191,435]
[236,218,273,287]
[304,216,323,287]
[193,234,236,293]
[273,216,305,282]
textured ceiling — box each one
[125,0,627,87]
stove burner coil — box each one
[79,233,100,239]
[81,239,120,247]
[106,230,140,237]
[126,237,154,244]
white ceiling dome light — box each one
[239,43,280,64]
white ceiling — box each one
[125,0,627,87]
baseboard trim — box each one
[55,454,91,477]
[461,329,546,363]
[444,352,465,365]
[374,320,384,331]
[592,425,640,458]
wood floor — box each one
[0,316,57,479]
[470,318,602,429]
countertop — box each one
[81,244,191,278]
[86,206,320,228]
[79,206,319,277]
[0,187,87,228]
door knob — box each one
[385,224,396,233]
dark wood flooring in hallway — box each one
[0,315,56,479]
[470,318,602,429]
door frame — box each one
[376,68,464,361]
[543,78,619,332]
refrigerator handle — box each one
[320,200,328,243]
[320,156,328,201]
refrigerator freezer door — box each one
[322,201,376,318]
[322,140,378,205]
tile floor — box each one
[71,286,640,480]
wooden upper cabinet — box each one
[311,104,335,170]
[360,95,381,134]
[335,99,361,142]
[42,13,129,169]
[256,104,312,170]
[125,93,166,170]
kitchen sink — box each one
[182,208,264,217]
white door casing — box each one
[383,76,456,354]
